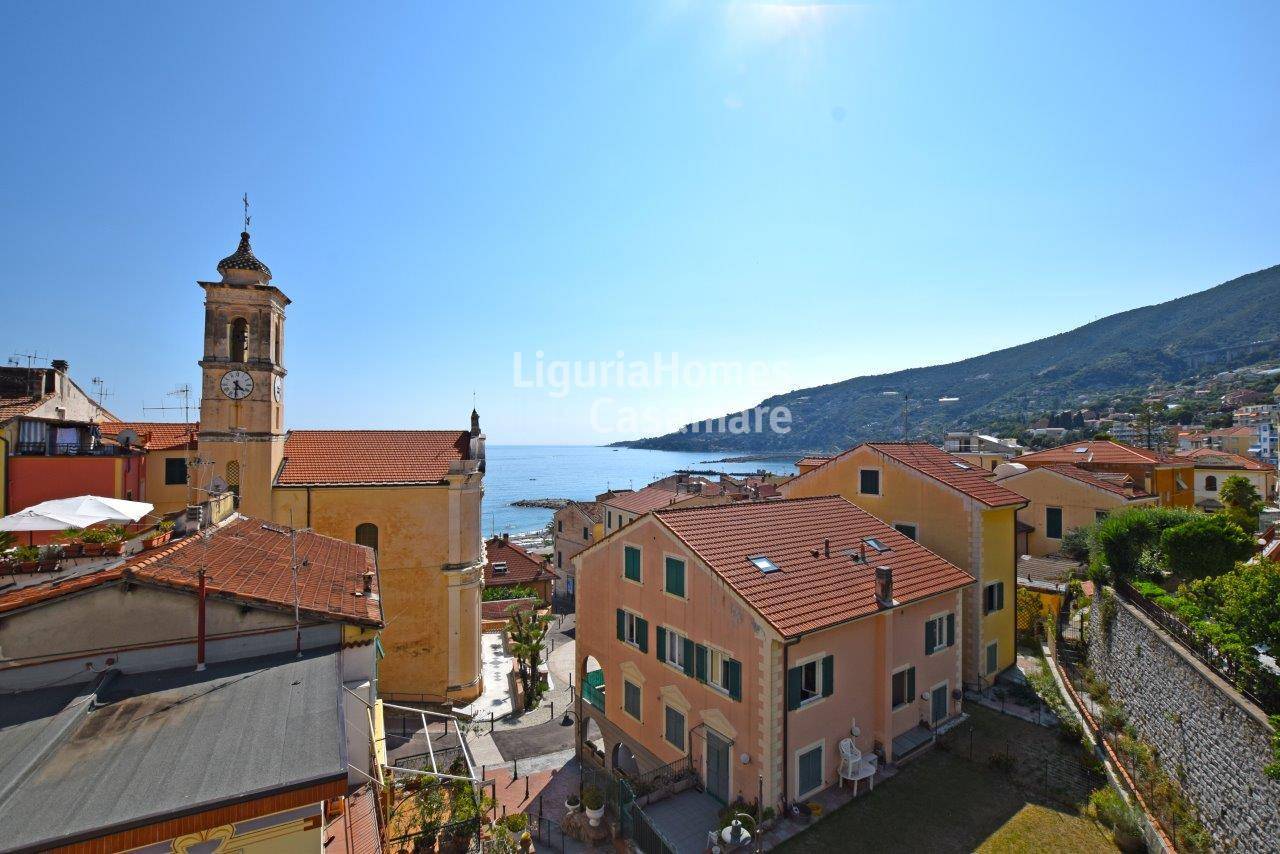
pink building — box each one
[575,495,973,811]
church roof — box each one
[217,231,272,282]
[277,430,471,486]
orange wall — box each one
[7,455,139,512]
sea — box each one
[482,445,797,537]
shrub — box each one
[1092,506,1199,579]
[1220,474,1264,532]
[581,784,604,811]
[500,812,527,832]
[14,545,40,562]
[1060,526,1093,564]
[1159,514,1254,581]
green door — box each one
[706,730,730,803]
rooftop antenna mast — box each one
[10,350,46,370]
[90,377,114,408]
[142,384,195,422]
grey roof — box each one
[216,231,272,280]
[0,649,345,852]
[1016,554,1081,590]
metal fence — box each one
[1116,581,1280,713]
[580,754,682,854]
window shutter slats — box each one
[728,658,742,701]
[787,665,803,711]
[656,626,666,661]
[821,655,834,698]
[695,644,708,682]
[925,620,936,655]
[946,613,955,647]
[907,667,915,702]
[682,638,695,677]
[616,609,625,642]
[636,617,648,653]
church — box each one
[149,227,485,703]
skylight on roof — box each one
[749,555,780,574]
[1073,446,1088,453]
[493,561,508,575]
[863,537,889,553]
[951,460,971,470]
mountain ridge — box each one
[617,264,1280,453]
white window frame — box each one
[794,651,829,708]
[707,644,733,696]
[622,609,641,648]
[891,664,915,710]
[794,739,826,800]
[858,467,882,496]
[925,611,950,656]
[662,625,689,672]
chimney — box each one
[51,359,68,374]
[823,538,830,558]
[875,566,894,608]
[502,532,510,544]
[362,571,374,594]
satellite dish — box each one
[210,476,228,493]
[116,429,140,447]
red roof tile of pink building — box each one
[1036,464,1154,499]
[102,421,199,451]
[606,483,693,514]
[655,496,974,637]
[277,430,470,485]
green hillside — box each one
[620,264,1280,453]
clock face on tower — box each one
[220,370,254,400]
[274,377,283,402]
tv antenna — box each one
[142,384,196,422]
[9,351,46,370]
[90,377,114,407]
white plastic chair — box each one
[837,737,877,794]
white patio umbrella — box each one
[25,496,154,524]
[0,507,103,546]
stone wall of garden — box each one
[1088,593,1280,852]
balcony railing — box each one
[583,669,605,711]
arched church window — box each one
[230,317,249,362]
[355,523,379,553]
[273,322,282,365]
[1204,475,1217,492]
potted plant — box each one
[55,529,83,557]
[564,791,580,813]
[80,528,117,555]
[582,784,605,827]
[143,520,175,549]
[14,545,41,572]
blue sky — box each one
[2,2,1277,444]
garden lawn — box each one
[775,744,1115,853]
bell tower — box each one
[197,219,289,519]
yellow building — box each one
[994,463,1157,556]
[186,228,486,703]
[781,442,1025,686]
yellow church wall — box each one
[272,478,484,702]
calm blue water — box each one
[482,445,797,536]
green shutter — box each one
[695,644,708,682]
[682,638,695,677]
[656,626,666,662]
[617,609,625,642]
[821,654,834,698]
[946,613,955,647]
[925,619,936,654]
[624,546,641,582]
[998,582,1005,611]
[636,617,649,653]
[787,665,803,711]
[907,667,915,703]
[665,557,685,597]
[727,658,742,701]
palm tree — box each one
[506,605,553,710]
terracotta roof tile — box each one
[796,456,833,467]
[1175,447,1274,472]
[655,496,974,637]
[606,484,694,514]
[278,430,470,485]
[0,393,53,423]
[1016,440,1183,466]
[865,442,1026,507]
[485,536,558,586]
[101,421,199,451]
[0,516,382,626]
[1035,464,1154,499]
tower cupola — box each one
[216,231,272,285]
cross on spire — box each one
[242,193,252,233]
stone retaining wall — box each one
[1089,591,1280,852]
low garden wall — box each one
[1089,591,1280,852]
